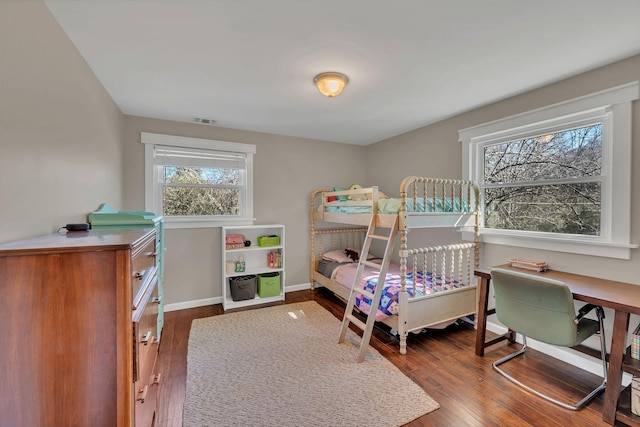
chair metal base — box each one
[493,317,608,411]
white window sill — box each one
[165,217,256,230]
[461,229,637,260]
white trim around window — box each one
[141,132,256,229]
[459,81,639,259]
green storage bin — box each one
[257,235,280,247]
[258,272,280,297]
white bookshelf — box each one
[221,224,285,310]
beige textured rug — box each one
[183,301,439,427]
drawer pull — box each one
[140,331,152,345]
[134,270,146,280]
[137,385,149,404]
[152,295,162,304]
[152,373,162,386]
[148,252,159,258]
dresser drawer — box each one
[133,276,159,377]
[132,235,157,310]
[135,355,158,427]
[133,276,159,427]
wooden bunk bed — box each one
[310,177,480,360]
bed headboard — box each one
[309,225,367,285]
[310,227,367,261]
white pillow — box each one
[321,248,377,263]
[321,249,356,263]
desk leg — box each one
[602,310,629,425]
[475,276,491,357]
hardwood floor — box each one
[155,289,622,427]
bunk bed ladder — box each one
[338,214,398,362]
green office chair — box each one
[490,268,607,410]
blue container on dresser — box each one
[88,203,165,338]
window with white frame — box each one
[141,133,256,229]
[459,82,638,259]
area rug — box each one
[183,301,439,426]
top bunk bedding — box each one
[326,197,469,214]
[312,176,480,228]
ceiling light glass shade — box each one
[313,72,349,97]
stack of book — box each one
[267,251,282,269]
[632,323,640,360]
[508,258,549,272]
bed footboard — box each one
[383,286,477,332]
[394,242,478,354]
[404,242,476,290]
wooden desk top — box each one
[492,264,640,316]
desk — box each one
[475,265,640,426]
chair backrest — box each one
[491,268,577,346]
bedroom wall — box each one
[0,0,124,244]
[122,116,367,306]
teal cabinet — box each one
[89,203,165,337]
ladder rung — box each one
[361,260,382,269]
[338,212,398,362]
[346,314,366,331]
[354,287,375,300]
[368,234,389,241]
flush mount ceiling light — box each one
[313,72,349,97]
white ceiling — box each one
[43,0,640,146]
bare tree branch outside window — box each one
[483,124,602,235]
[162,166,241,216]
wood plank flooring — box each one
[155,288,622,427]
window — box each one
[484,124,602,235]
[459,82,638,259]
[141,133,256,229]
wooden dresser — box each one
[0,228,161,427]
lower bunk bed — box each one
[310,177,480,356]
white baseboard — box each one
[164,297,222,312]
[163,283,313,312]
[285,282,313,292]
